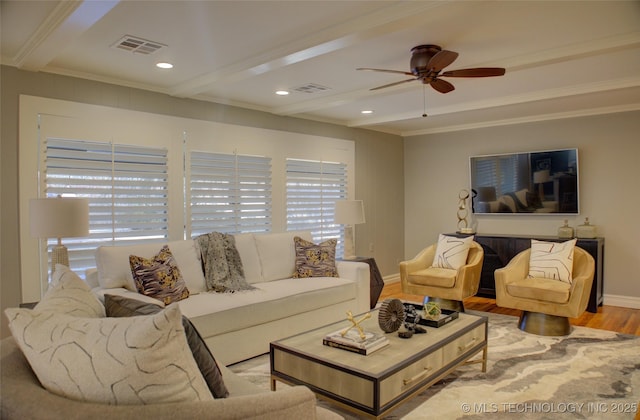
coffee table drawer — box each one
[272,348,376,408]
[379,347,444,405]
[442,323,486,365]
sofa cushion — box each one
[292,236,338,278]
[233,233,264,283]
[528,239,576,283]
[96,240,206,293]
[36,265,105,318]
[129,245,190,305]
[432,234,474,270]
[254,231,313,282]
[180,276,356,338]
[104,294,229,399]
[5,304,213,405]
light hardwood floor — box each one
[379,281,640,336]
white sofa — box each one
[88,231,371,365]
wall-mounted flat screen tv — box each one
[470,148,579,215]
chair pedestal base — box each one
[423,297,465,313]
[518,311,571,336]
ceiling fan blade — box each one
[370,78,417,91]
[441,67,506,77]
[430,78,455,93]
[426,50,459,71]
[357,67,414,76]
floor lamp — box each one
[30,197,89,279]
[334,200,365,260]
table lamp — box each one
[334,200,365,260]
[533,169,551,199]
[30,196,89,277]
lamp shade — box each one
[30,197,89,239]
[533,169,551,184]
[334,200,365,225]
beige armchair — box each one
[399,241,483,312]
[495,246,595,336]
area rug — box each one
[229,311,640,419]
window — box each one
[285,159,347,256]
[44,138,169,275]
[189,151,272,236]
[20,96,355,301]
[472,155,520,197]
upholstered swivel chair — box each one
[495,246,595,336]
[399,240,484,312]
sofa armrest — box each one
[1,337,339,420]
[336,261,370,314]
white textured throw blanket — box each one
[196,232,255,293]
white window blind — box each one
[189,151,272,236]
[44,138,169,274]
[473,155,519,197]
[285,159,346,256]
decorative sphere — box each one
[423,302,441,320]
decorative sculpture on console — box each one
[457,189,475,234]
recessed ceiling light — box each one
[156,62,173,69]
[361,110,373,114]
[275,90,290,96]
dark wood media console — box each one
[449,233,604,313]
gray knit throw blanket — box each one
[196,232,255,293]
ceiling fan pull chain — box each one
[422,85,428,118]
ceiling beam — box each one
[13,0,119,71]
[168,1,445,98]
[347,77,640,128]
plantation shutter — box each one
[189,151,272,236]
[473,155,519,197]
[285,158,347,256]
[44,138,169,275]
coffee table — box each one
[270,307,488,419]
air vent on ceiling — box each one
[112,35,166,55]
[292,83,331,94]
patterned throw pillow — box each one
[528,239,577,283]
[35,265,105,318]
[104,294,229,399]
[129,245,189,305]
[5,304,213,405]
[432,234,474,270]
[292,236,339,278]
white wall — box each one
[404,111,640,307]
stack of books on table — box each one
[323,328,389,355]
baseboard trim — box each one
[603,294,640,309]
[383,274,400,284]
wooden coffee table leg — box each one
[270,376,277,391]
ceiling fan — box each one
[357,44,505,93]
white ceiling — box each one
[2,1,639,136]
